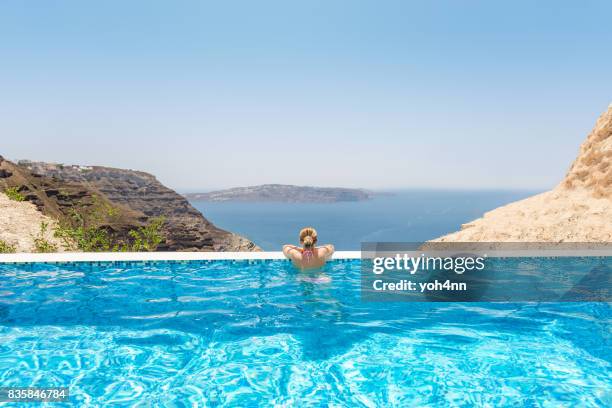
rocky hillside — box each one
[186,184,373,203]
[0,193,65,252]
[0,157,259,251]
[562,105,612,198]
[435,104,612,242]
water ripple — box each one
[0,260,610,406]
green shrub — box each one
[55,223,113,252]
[129,216,166,252]
[33,222,57,253]
[54,195,118,252]
[0,240,17,253]
[4,186,25,202]
[54,196,166,252]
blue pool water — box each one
[0,260,610,406]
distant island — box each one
[185,184,376,203]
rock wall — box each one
[562,104,612,198]
[434,104,612,243]
[0,192,66,252]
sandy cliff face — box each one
[563,104,612,198]
[435,104,612,242]
[0,193,66,252]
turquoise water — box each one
[0,260,610,406]
[191,190,538,250]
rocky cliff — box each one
[562,105,612,198]
[435,104,612,242]
[0,192,66,252]
[1,158,259,251]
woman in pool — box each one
[283,227,335,270]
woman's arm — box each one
[321,244,335,259]
[283,244,300,259]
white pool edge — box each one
[0,251,362,263]
[1,249,611,263]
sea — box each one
[190,190,539,251]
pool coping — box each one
[1,248,611,264]
[0,251,362,263]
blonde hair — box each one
[299,227,318,249]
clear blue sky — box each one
[1,1,610,191]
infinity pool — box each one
[0,260,610,406]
